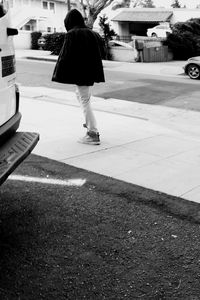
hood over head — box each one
[64,9,86,31]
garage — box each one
[112,9,173,38]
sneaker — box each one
[78,131,100,145]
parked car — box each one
[38,36,46,49]
[109,40,134,49]
[147,24,172,38]
[38,33,48,49]
[183,56,200,80]
[0,0,39,185]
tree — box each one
[130,0,148,7]
[79,0,116,28]
[141,0,155,8]
[99,15,117,59]
[112,0,130,10]
[171,0,181,8]
[79,0,155,29]
[165,18,200,59]
[112,0,154,10]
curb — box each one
[26,56,57,62]
[24,56,183,77]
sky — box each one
[154,0,200,8]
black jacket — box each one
[52,9,105,86]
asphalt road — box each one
[1,154,200,299]
[16,59,200,112]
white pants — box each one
[75,85,98,133]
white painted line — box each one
[9,175,86,187]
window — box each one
[47,26,51,32]
[0,0,8,17]
[49,2,55,12]
[42,1,55,13]
[24,24,31,30]
[42,1,48,9]
[0,4,4,17]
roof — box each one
[112,9,173,23]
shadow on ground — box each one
[0,155,200,299]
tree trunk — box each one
[66,0,71,11]
[87,14,96,28]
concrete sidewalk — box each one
[16,50,200,203]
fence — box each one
[115,35,132,43]
[111,35,173,62]
[116,35,165,43]
[143,46,170,62]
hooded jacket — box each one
[52,9,105,86]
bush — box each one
[31,31,42,50]
[165,18,200,60]
[99,15,117,60]
[43,33,65,55]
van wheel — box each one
[151,33,157,37]
[187,64,200,79]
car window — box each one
[0,0,8,17]
[0,4,5,17]
[110,42,123,47]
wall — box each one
[110,41,137,62]
[118,22,129,36]
[13,30,31,49]
[110,47,137,62]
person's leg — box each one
[75,85,100,145]
[75,85,98,133]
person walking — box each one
[52,9,105,145]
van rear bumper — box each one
[0,112,21,144]
[0,132,39,185]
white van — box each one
[0,0,39,185]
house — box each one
[111,8,172,38]
[103,7,200,62]
[110,8,200,40]
[10,0,81,32]
[11,0,81,48]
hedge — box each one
[31,31,42,50]
[43,32,65,55]
[31,31,107,59]
[165,18,200,60]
